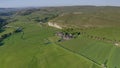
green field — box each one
[0,6,120,68]
[0,22,101,68]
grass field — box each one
[85,27,120,41]
[0,22,101,68]
[58,30,120,68]
[51,27,120,68]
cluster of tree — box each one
[0,18,6,23]
[17,9,35,16]
[0,33,12,46]
[56,28,80,40]
[0,27,23,46]
[0,33,12,40]
[87,35,120,43]
[14,27,23,33]
[0,29,4,33]
[0,12,14,16]
[0,18,7,29]
[0,17,10,34]
[31,14,58,23]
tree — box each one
[14,27,23,33]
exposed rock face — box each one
[48,22,62,29]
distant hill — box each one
[50,6,120,28]
[0,8,20,13]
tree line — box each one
[0,27,23,46]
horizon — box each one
[0,5,120,9]
[0,0,120,8]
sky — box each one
[0,0,120,8]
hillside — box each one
[51,7,120,27]
[0,6,120,68]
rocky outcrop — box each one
[48,22,62,29]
